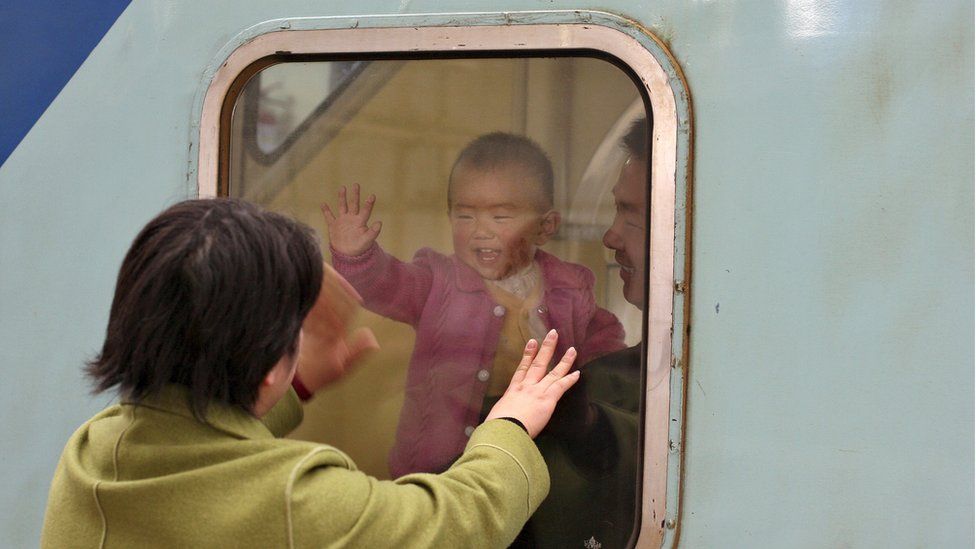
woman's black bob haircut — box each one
[87,198,323,417]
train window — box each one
[245,60,367,158]
[199,21,682,549]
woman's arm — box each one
[289,333,580,547]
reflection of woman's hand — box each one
[485,330,581,438]
[297,263,379,393]
[322,184,382,256]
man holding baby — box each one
[324,119,651,548]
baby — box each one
[323,133,625,477]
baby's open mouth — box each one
[475,248,500,262]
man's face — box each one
[602,157,648,308]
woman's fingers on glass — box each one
[348,327,380,362]
[544,347,577,388]
[510,339,538,384]
[322,263,364,309]
[525,329,558,382]
[320,202,336,224]
[550,369,582,396]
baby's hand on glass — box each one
[321,184,382,256]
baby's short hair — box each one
[448,132,554,209]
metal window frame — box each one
[193,11,692,548]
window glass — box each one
[228,56,650,549]
[248,60,365,155]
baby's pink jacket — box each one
[332,243,626,477]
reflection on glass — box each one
[229,57,649,549]
[522,116,650,549]
[252,61,365,154]
[324,132,627,477]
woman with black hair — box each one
[41,198,580,548]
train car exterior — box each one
[1,1,972,547]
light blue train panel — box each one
[0,1,971,547]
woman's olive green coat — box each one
[41,386,549,548]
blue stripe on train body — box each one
[0,0,132,167]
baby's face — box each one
[449,167,554,281]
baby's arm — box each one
[330,245,434,326]
[323,185,433,326]
[322,184,382,256]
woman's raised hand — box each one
[297,263,379,393]
[485,330,581,438]
[321,184,382,256]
